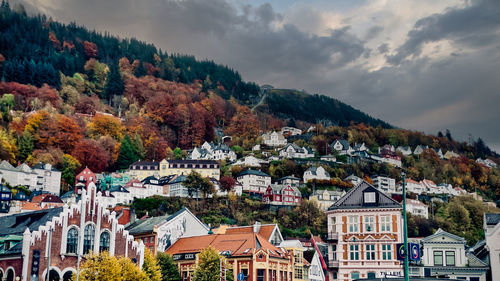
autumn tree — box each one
[183,171,214,199]
[219,176,236,192]
[87,114,124,141]
[72,139,110,172]
[157,253,180,281]
[143,249,162,281]
[192,247,221,281]
[61,154,81,193]
[76,251,122,281]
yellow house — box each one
[159,159,220,180]
[279,240,310,281]
[128,161,159,180]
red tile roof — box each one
[225,224,277,240]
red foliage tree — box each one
[219,176,236,192]
[83,41,99,58]
[71,139,110,172]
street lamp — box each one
[402,171,409,281]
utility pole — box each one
[402,172,409,281]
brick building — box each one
[166,232,294,281]
[0,182,144,281]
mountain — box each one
[0,2,389,129]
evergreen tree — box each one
[157,253,180,281]
[132,133,146,160]
[117,135,139,170]
[103,61,124,103]
[18,130,34,162]
[134,61,147,77]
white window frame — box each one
[365,216,375,232]
[365,244,376,260]
[348,216,359,233]
[349,244,360,260]
[380,215,391,232]
[382,244,392,260]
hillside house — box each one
[330,139,353,155]
[444,151,459,160]
[233,155,269,168]
[74,167,96,195]
[484,213,500,281]
[281,127,302,136]
[309,189,345,211]
[371,175,396,194]
[262,131,287,147]
[237,170,271,194]
[399,178,425,195]
[189,141,237,162]
[413,145,428,155]
[396,146,412,156]
[279,143,314,159]
[406,199,429,218]
[421,179,439,194]
[303,166,331,182]
[344,175,363,186]
[276,176,301,187]
[263,184,301,206]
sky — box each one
[13,0,500,152]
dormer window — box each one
[364,192,376,203]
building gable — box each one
[328,181,401,210]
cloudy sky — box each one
[14,0,500,151]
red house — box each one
[74,167,96,195]
[263,185,301,206]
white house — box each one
[123,179,148,199]
[108,185,133,206]
[413,145,428,155]
[261,131,287,147]
[142,176,164,197]
[276,176,301,187]
[32,163,62,196]
[309,189,345,211]
[371,175,396,194]
[236,169,271,194]
[279,143,314,159]
[233,155,269,168]
[281,127,302,136]
[0,161,37,190]
[444,151,459,160]
[396,146,412,156]
[411,229,488,280]
[307,250,326,281]
[344,174,363,186]
[433,148,444,159]
[189,142,237,162]
[406,199,429,218]
[320,155,336,162]
[167,175,201,198]
[484,213,500,281]
[353,143,368,152]
[400,178,426,195]
[476,158,498,168]
[421,179,439,194]
[330,139,352,155]
[303,166,331,182]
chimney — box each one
[253,221,261,233]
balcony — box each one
[328,260,339,268]
[327,232,339,240]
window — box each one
[182,271,188,281]
[100,232,110,252]
[67,227,78,254]
[257,269,265,281]
[445,251,455,266]
[380,215,391,232]
[332,244,337,261]
[365,216,375,232]
[242,269,249,281]
[294,251,302,263]
[350,244,360,260]
[382,244,392,260]
[366,244,376,260]
[83,224,95,254]
[433,251,443,266]
[351,272,359,280]
[294,267,303,279]
[348,216,359,233]
[364,192,376,203]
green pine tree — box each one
[132,133,146,160]
[156,252,180,281]
[103,61,124,103]
[117,135,139,170]
[18,130,34,162]
[134,61,147,77]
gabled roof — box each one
[166,232,287,258]
[328,181,401,210]
[142,176,160,185]
[238,169,270,177]
[126,214,171,235]
[32,162,59,172]
[225,224,279,241]
[331,138,350,150]
[169,175,187,184]
[0,160,16,171]
[276,176,300,182]
[485,213,500,226]
[421,228,465,243]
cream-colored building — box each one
[159,159,220,180]
[309,189,345,211]
[279,240,309,281]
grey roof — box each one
[305,166,331,178]
[485,213,500,225]
[276,176,300,182]
[331,138,350,150]
[0,160,16,171]
[238,169,270,177]
[422,228,465,243]
[159,175,176,184]
[466,252,488,267]
[328,181,401,210]
[169,175,187,184]
[0,208,64,255]
[32,162,60,172]
[109,185,129,193]
[142,176,160,185]
[126,214,171,235]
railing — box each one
[328,260,339,268]
[327,232,339,240]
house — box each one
[484,213,500,281]
[31,194,64,210]
[107,185,133,206]
[406,199,429,218]
[320,155,336,162]
[353,143,368,152]
[398,178,425,195]
[371,175,397,194]
[444,151,459,160]
[237,170,271,194]
[413,145,428,155]
[252,144,261,151]
[396,146,412,156]
[0,161,37,191]
[167,175,200,198]
[303,166,331,182]
[189,142,237,162]
[0,182,144,281]
[279,143,314,159]
[379,153,402,168]
[262,131,287,147]
[330,139,352,155]
[128,160,160,181]
[126,207,209,254]
[378,144,395,154]
[281,127,302,136]
[122,179,148,200]
[0,184,12,214]
[420,179,439,194]
[263,185,301,206]
[309,189,345,211]
[476,158,498,168]
[32,163,61,196]
[279,240,309,281]
[158,159,220,180]
[305,249,326,281]
[223,222,284,246]
[98,172,131,191]
[233,155,269,168]
[166,232,293,281]
[433,148,444,159]
[410,229,488,280]
[141,176,164,197]
[326,181,403,281]
[276,176,301,187]
[60,190,78,206]
[74,167,96,195]
[343,175,363,186]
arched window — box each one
[6,268,14,281]
[66,228,78,254]
[62,271,74,281]
[46,269,60,281]
[100,231,110,252]
[83,224,95,254]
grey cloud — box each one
[378,43,389,54]
[387,0,500,65]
